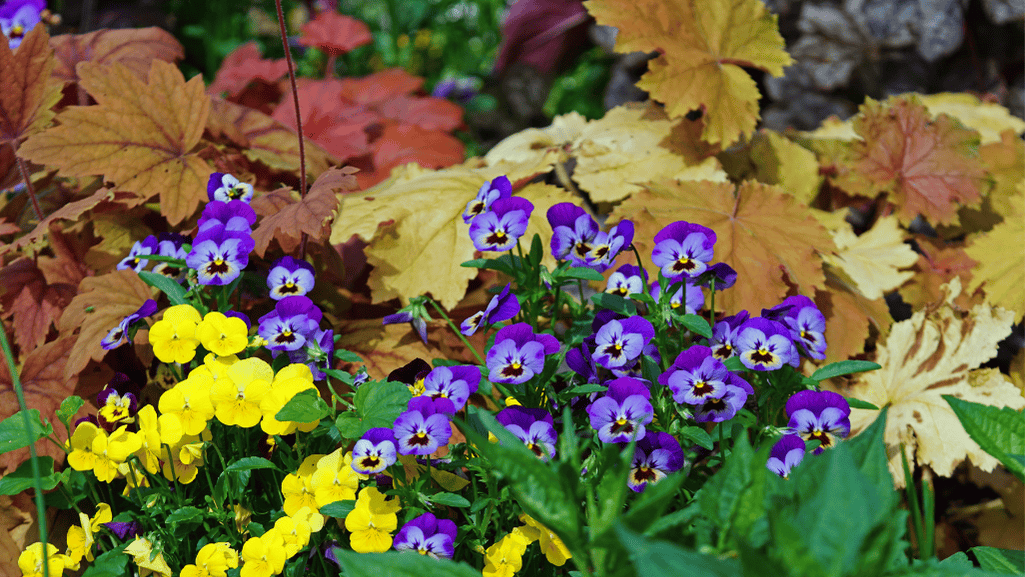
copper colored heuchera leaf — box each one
[19,61,212,224]
[270,78,374,162]
[250,167,357,257]
[584,0,792,146]
[843,279,1025,487]
[370,124,465,185]
[49,27,183,84]
[378,96,464,132]
[898,236,977,311]
[0,24,61,148]
[208,41,288,97]
[58,269,153,381]
[815,282,892,364]
[610,179,834,313]
[1,188,113,254]
[0,258,75,352]
[338,69,423,107]
[298,10,372,55]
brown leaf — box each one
[37,225,92,286]
[0,258,75,352]
[19,60,212,224]
[815,280,892,363]
[898,236,977,311]
[208,41,288,97]
[0,24,61,148]
[1,188,113,255]
[49,27,183,84]
[250,167,357,257]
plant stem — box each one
[14,152,44,222]
[427,298,485,365]
[274,0,308,258]
[922,467,935,560]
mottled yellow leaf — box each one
[964,195,1025,323]
[483,111,585,176]
[918,92,1025,145]
[749,131,822,206]
[821,215,918,300]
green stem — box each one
[922,468,935,560]
[708,279,717,331]
[427,299,485,366]
[900,448,925,558]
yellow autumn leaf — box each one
[979,130,1024,219]
[483,111,587,180]
[918,92,1025,145]
[964,194,1025,323]
[820,215,918,300]
[748,131,822,206]
[843,279,1025,487]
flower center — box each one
[409,432,431,446]
[750,348,776,364]
[673,255,694,272]
[485,230,509,245]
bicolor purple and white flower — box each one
[117,236,158,272]
[585,219,634,272]
[460,284,520,336]
[692,375,753,423]
[101,299,158,350]
[351,428,398,475]
[96,374,140,430]
[710,311,749,361]
[0,0,43,49]
[650,221,716,280]
[185,226,255,285]
[393,397,454,455]
[196,200,257,236]
[785,390,851,454]
[735,317,800,371]
[462,176,511,223]
[267,256,316,300]
[469,197,534,252]
[257,296,323,352]
[628,432,685,492]
[495,406,557,461]
[763,295,827,360]
[383,310,428,345]
[767,434,806,478]
[547,203,600,267]
[658,345,746,406]
[151,233,189,281]
[207,172,254,203]
[591,316,654,370]
[420,365,480,412]
[486,323,559,385]
[586,377,653,444]
[393,512,458,559]
[605,264,646,297]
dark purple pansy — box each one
[736,317,800,371]
[393,397,453,455]
[460,284,520,336]
[393,512,458,559]
[388,358,432,395]
[606,264,646,297]
[547,203,600,266]
[694,262,737,290]
[495,406,558,461]
[763,295,827,360]
[586,377,653,444]
[0,0,44,49]
[785,390,851,454]
[628,432,685,492]
[692,373,753,423]
[710,311,749,360]
[102,520,142,540]
[767,434,806,478]
[267,256,316,300]
[258,296,322,352]
[566,338,600,385]
[196,200,257,235]
[382,310,429,345]
[117,236,158,272]
[287,327,333,380]
[420,365,480,411]
[151,233,189,282]
[186,225,255,286]
[101,299,158,350]
[96,373,140,431]
[463,176,511,223]
[486,323,559,385]
[207,172,254,203]
[591,316,655,370]
[351,428,398,475]
[585,220,634,272]
[651,221,716,280]
[659,346,731,405]
[469,196,534,252]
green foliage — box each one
[330,547,481,577]
[971,547,1025,573]
[944,396,1025,482]
[275,388,331,422]
[0,409,51,454]
[335,380,412,439]
[0,457,59,495]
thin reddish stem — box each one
[274,0,308,258]
[13,148,44,221]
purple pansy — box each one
[102,520,141,540]
[469,196,534,252]
[186,226,255,285]
[710,311,749,361]
[767,434,806,478]
[628,432,685,492]
[586,377,653,444]
[692,374,754,423]
[785,390,851,454]
[393,512,458,559]
[658,346,743,406]
[383,311,428,345]
[388,358,432,395]
[585,219,634,272]
[495,406,558,461]
[207,172,254,203]
[651,221,716,280]
[420,365,480,412]
[0,0,43,49]
[151,233,189,282]
[196,200,257,235]
[351,428,398,475]
[606,264,646,297]
[463,176,511,223]
[117,236,158,272]
[486,323,559,385]
[101,299,158,350]
[763,295,827,360]
[566,338,600,385]
[591,316,655,370]
[258,296,322,352]
[267,256,316,300]
[736,317,800,371]
[460,284,520,336]
[547,203,600,267]
[287,327,333,380]
[695,262,738,290]
[393,397,453,455]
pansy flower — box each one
[495,406,558,461]
[420,365,480,411]
[628,432,685,492]
[586,377,653,444]
[258,296,322,352]
[606,264,646,297]
[694,262,737,290]
[151,233,189,282]
[785,390,851,454]
[117,236,158,272]
[692,375,754,423]
[196,200,257,235]
[1,0,44,50]
[767,434,806,478]
[461,283,520,336]
[763,295,827,360]
[388,358,432,396]
[96,374,140,430]
[393,397,454,455]
[287,327,334,381]
[208,172,254,203]
[585,219,634,272]
[186,226,255,286]
[351,428,397,475]
[267,256,316,300]
[651,221,716,279]
[463,176,511,223]
[566,337,599,385]
[469,196,534,252]
[149,304,202,364]
[547,203,599,267]
[591,316,654,370]
[709,311,749,361]
[735,317,800,371]
[394,512,458,559]
[658,345,748,406]
[486,323,560,385]
[101,299,158,350]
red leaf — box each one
[338,69,423,107]
[298,11,372,55]
[49,27,183,84]
[0,258,74,352]
[271,78,374,161]
[368,123,465,185]
[208,41,288,97]
[378,96,463,132]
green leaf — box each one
[461,257,514,276]
[678,314,713,339]
[621,469,686,534]
[563,267,605,281]
[844,397,880,411]
[615,522,742,577]
[330,548,481,577]
[81,545,129,577]
[166,506,205,526]
[971,547,1024,574]
[335,413,362,439]
[723,356,744,372]
[334,349,363,363]
[428,492,471,508]
[564,384,607,396]
[0,457,59,495]
[528,233,544,269]
[0,409,52,455]
[55,396,84,428]
[346,381,413,438]
[680,426,714,451]
[222,457,278,473]
[697,434,768,547]
[590,293,637,316]
[275,389,330,422]
[320,500,355,518]
[810,360,881,382]
[944,396,1024,482]
[138,271,188,305]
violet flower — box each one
[566,337,600,385]
[267,256,316,300]
[586,377,653,444]
[495,406,558,461]
[469,196,534,252]
[606,264,646,297]
[735,317,800,371]
[388,358,432,396]
[196,200,257,235]
[694,262,737,290]
[208,172,254,203]
[463,176,511,223]
[591,316,655,371]
[547,203,600,267]
[351,428,398,475]
[102,520,142,540]
[258,296,323,352]
[151,233,189,282]
[393,397,453,455]
[659,345,741,406]
[767,434,806,478]
[117,236,158,272]
[486,323,559,385]
[101,299,158,350]
[585,219,634,272]
[692,374,754,423]
[785,390,851,454]
[628,431,685,492]
[651,221,716,280]
[186,225,255,286]
[420,365,480,411]
[383,311,428,345]
[763,295,827,360]
[460,283,520,336]
[287,327,333,380]
[95,373,139,431]
[710,311,749,361]
[393,512,458,559]
[0,0,43,49]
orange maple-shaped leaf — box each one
[610,179,833,313]
[0,24,61,148]
[250,166,357,257]
[840,96,987,226]
[270,78,374,162]
[208,41,288,97]
[338,69,423,107]
[49,27,183,84]
[298,10,372,55]
[898,236,977,312]
[19,60,212,224]
[1,188,114,254]
[58,269,152,381]
[378,96,463,132]
[584,0,791,146]
[0,258,75,352]
[369,124,465,186]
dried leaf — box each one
[748,131,822,206]
[298,10,372,55]
[584,0,792,146]
[0,258,74,352]
[918,93,1025,145]
[19,61,212,224]
[334,319,481,380]
[979,129,1024,219]
[49,27,183,84]
[482,111,585,182]
[250,167,356,257]
[2,188,113,254]
[0,24,61,148]
[820,215,918,300]
[815,282,892,363]
[208,41,288,97]
[964,195,1025,322]
[843,279,1025,487]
